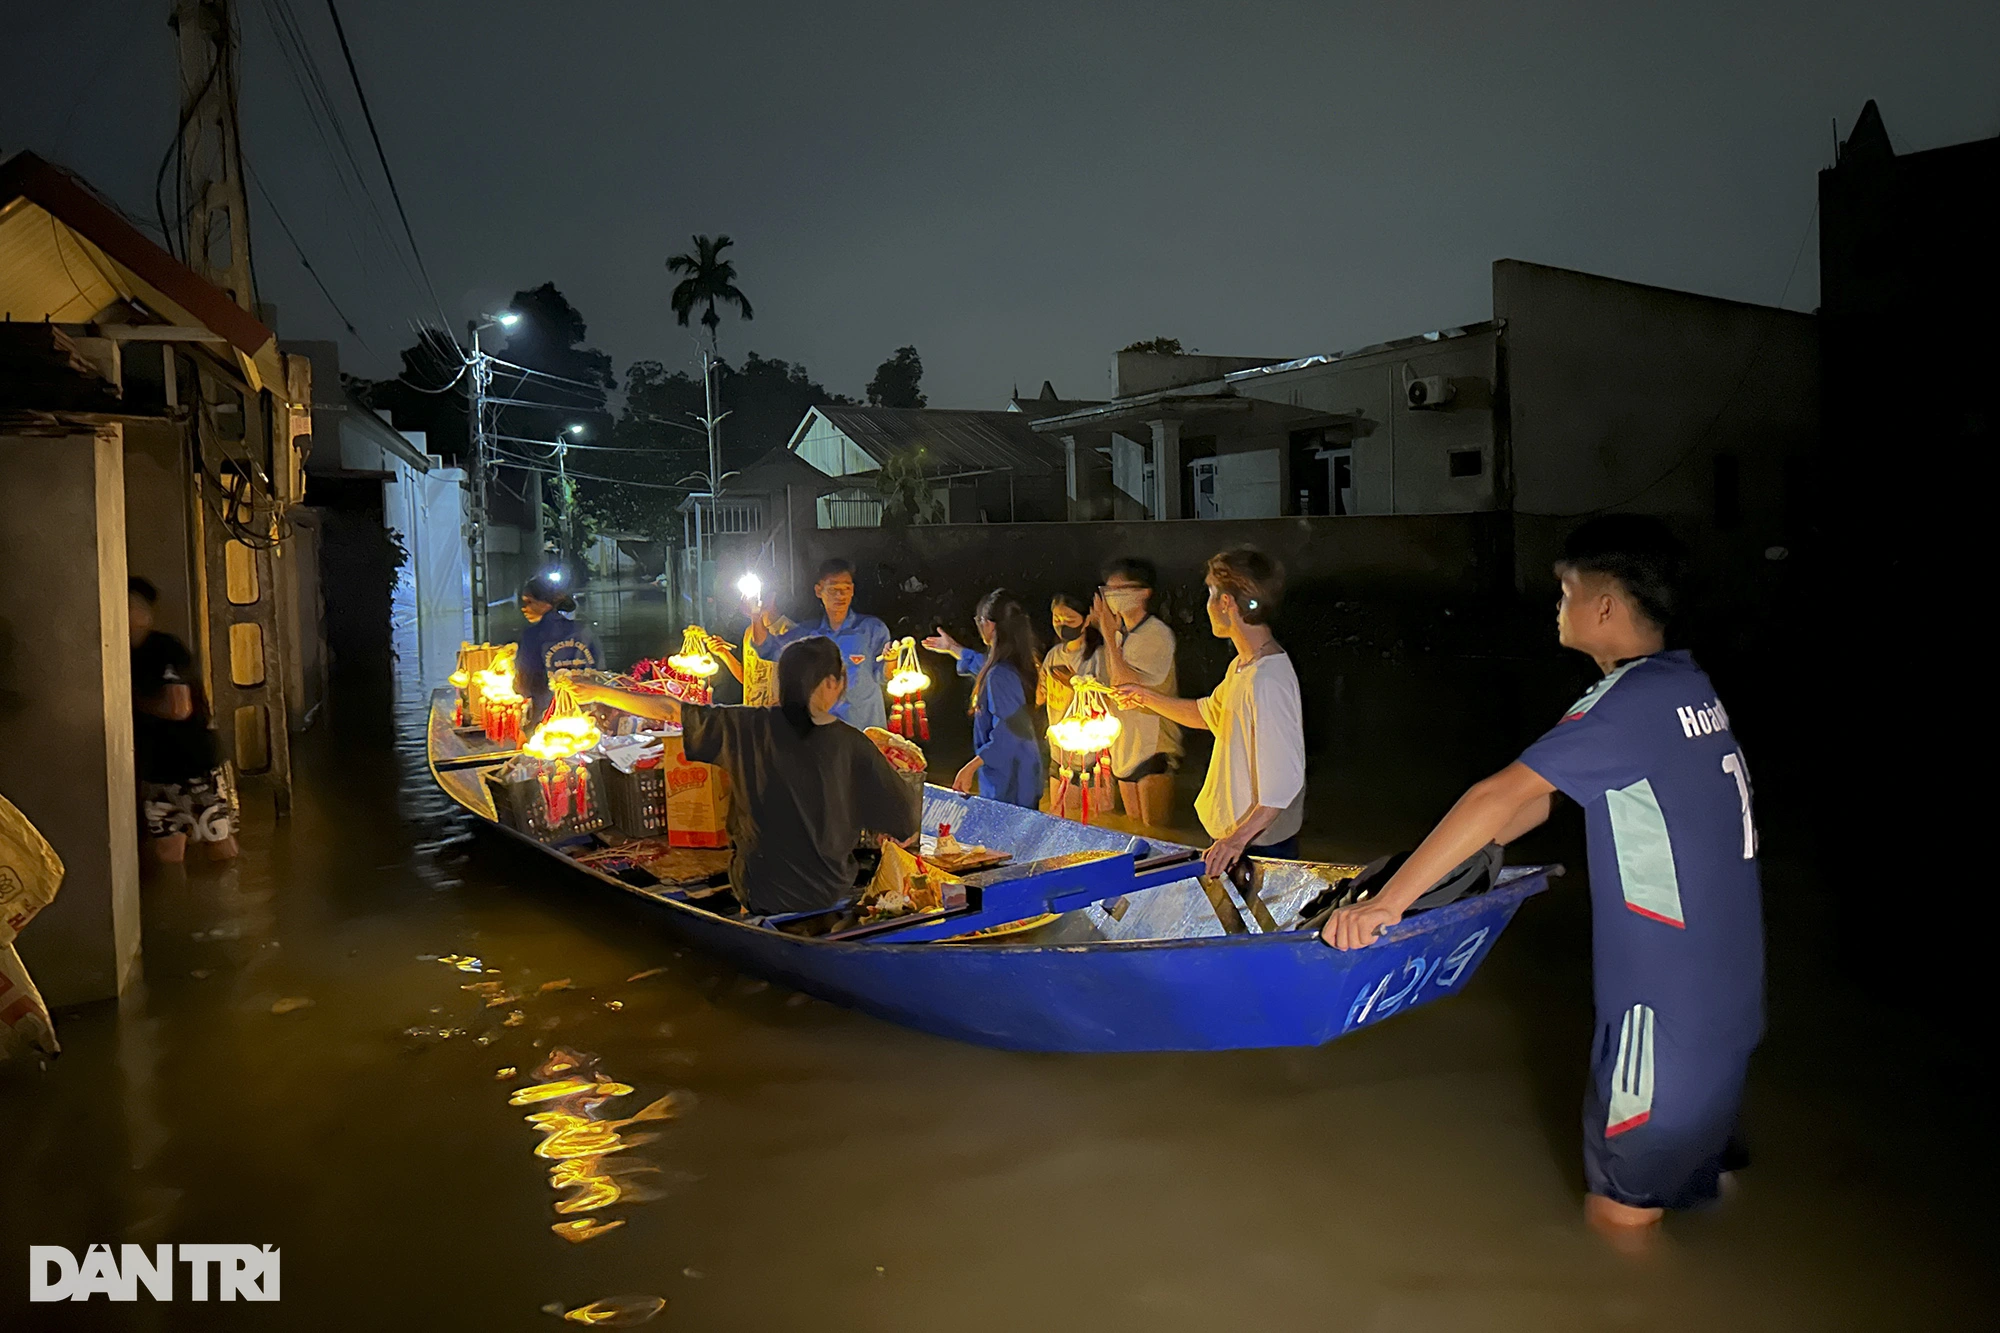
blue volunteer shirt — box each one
[515,611,602,719]
[1519,650,1765,1049]
[767,612,891,732]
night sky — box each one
[3,0,1996,406]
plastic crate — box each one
[602,762,668,839]
[485,761,608,842]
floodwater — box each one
[3,588,1994,1332]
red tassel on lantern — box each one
[916,699,929,740]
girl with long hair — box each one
[923,589,1044,807]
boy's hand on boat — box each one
[951,761,980,795]
[1202,833,1249,879]
[1320,900,1402,950]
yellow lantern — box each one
[1046,676,1121,821]
[523,680,602,761]
[883,638,931,739]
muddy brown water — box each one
[2,589,1993,1331]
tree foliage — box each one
[350,325,466,462]
[1118,337,1184,355]
[866,345,926,409]
[874,447,943,527]
[666,235,754,350]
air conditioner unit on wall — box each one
[1406,375,1455,410]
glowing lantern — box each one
[1047,676,1121,822]
[632,626,723,705]
[523,680,602,760]
[883,638,931,740]
[477,648,526,745]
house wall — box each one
[1224,331,1502,516]
[792,412,874,479]
[1494,259,1818,590]
[121,417,197,646]
[0,427,142,1006]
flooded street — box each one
[3,591,1994,1332]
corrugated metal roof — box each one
[807,405,1066,476]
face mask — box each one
[1056,624,1083,642]
[1105,589,1145,616]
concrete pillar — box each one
[0,427,142,1006]
[1150,418,1182,519]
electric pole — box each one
[173,0,256,306]
[172,0,296,813]
[468,322,491,641]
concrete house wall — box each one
[1494,259,1818,587]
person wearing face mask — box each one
[1040,592,1105,817]
[922,589,1044,808]
[1090,557,1183,828]
[1114,548,1306,878]
[567,636,918,916]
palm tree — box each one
[666,235,754,350]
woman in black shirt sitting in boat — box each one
[567,637,918,918]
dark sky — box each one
[4,1,1997,406]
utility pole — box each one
[695,351,730,625]
[173,0,295,812]
[467,321,492,641]
[173,0,255,305]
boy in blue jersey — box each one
[1322,516,1763,1247]
[749,558,892,731]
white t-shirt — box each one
[1195,650,1306,844]
[1108,616,1181,778]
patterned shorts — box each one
[141,767,238,843]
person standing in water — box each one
[1320,516,1764,1250]
[1114,549,1305,875]
[1041,592,1104,817]
[751,558,892,731]
[923,589,1044,808]
[129,576,238,864]
[513,574,602,722]
[1091,557,1183,828]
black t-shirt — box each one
[682,703,920,916]
[132,632,220,782]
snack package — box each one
[1,793,63,948]
[864,727,927,776]
[860,839,965,922]
[0,941,58,1058]
[659,732,730,849]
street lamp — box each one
[465,310,519,640]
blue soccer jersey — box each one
[1520,651,1765,1205]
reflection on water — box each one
[0,594,1994,1331]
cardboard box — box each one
[658,733,730,849]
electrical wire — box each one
[245,163,371,349]
[255,0,434,328]
[319,0,452,331]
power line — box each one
[245,163,371,350]
[320,0,451,330]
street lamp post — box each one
[466,311,519,642]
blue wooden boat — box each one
[428,694,1557,1053]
